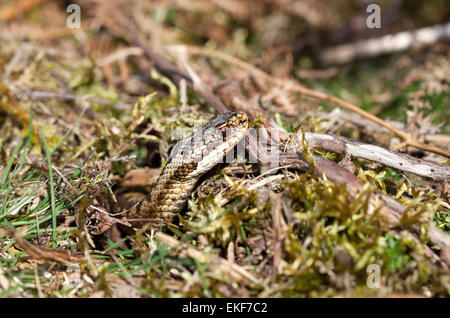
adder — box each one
[117,111,249,222]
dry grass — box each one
[0,0,449,298]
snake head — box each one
[170,111,249,177]
[216,111,249,132]
[211,112,249,149]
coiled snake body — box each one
[122,112,248,221]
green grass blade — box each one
[38,128,57,247]
[1,139,23,186]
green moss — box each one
[434,212,450,234]
[384,233,412,273]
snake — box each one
[119,111,249,221]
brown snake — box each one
[120,112,248,221]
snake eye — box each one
[218,122,229,131]
[217,124,229,140]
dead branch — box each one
[304,132,450,181]
[0,20,93,41]
[11,90,131,110]
[168,45,450,158]
[11,228,82,267]
[97,47,144,67]
[320,22,450,64]
[321,108,450,149]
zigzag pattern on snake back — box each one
[121,111,249,221]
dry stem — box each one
[169,45,450,158]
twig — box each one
[320,22,450,64]
[12,228,82,267]
[11,90,130,110]
[303,133,450,181]
[428,225,450,251]
[0,19,94,41]
[167,45,450,158]
[97,47,144,67]
[321,108,450,148]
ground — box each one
[0,0,449,297]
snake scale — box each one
[120,111,249,221]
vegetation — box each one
[0,0,449,297]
